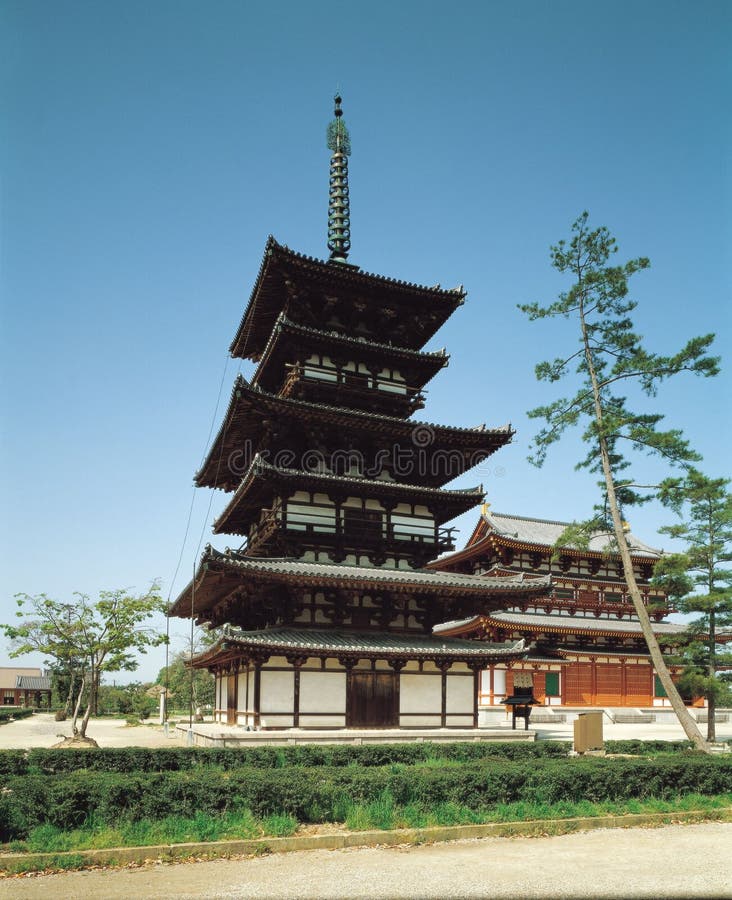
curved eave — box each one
[169,548,553,619]
[213,455,484,535]
[431,530,660,571]
[196,376,513,490]
[252,315,449,392]
[230,238,466,360]
[187,628,526,668]
[435,613,685,641]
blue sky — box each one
[1,1,730,683]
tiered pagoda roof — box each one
[212,455,484,535]
[170,545,552,621]
[190,625,526,667]
[230,237,466,361]
[196,375,512,491]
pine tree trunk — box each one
[708,609,716,742]
[577,293,709,752]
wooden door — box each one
[226,674,237,726]
[595,664,623,706]
[625,665,652,706]
[563,663,593,705]
[348,671,397,727]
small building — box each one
[430,509,692,708]
[0,667,52,707]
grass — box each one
[336,791,732,832]
[7,792,728,857]
[1,793,729,875]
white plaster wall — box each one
[300,671,346,713]
[237,671,248,712]
[260,714,295,727]
[259,670,295,713]
[220,675,227,710]
[445,715,474,726]
[446,674,474,715]
[401,714,442,726]
[300,714,347,727]
[493,669,506,694]
[400,674,442,714]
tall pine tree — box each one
[520,212,719,750]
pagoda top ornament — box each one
[327,93,351,264]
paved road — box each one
[2,824,730,899]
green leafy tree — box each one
[3,584,166,739]
[156,653,215,713]
[520,212,719,750]
[653,470,732,741]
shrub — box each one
[0,754,729,842]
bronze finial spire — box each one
[326,93,351,263]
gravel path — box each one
[2,823,730,899]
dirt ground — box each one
[2,711,730,750]
[2,823,730,899]
[0,713,185,749]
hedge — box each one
[0,708,34,724]
[0,741,573,778]
[1,755,729,841]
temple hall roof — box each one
[434,610,687,639]
[477,511,662,558]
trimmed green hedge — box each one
[1,755,729,841]
[0,741,572,778]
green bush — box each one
[0,741,570,779]
[1,754,729,842]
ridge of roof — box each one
[483,511,663,558]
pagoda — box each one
[170,97,551,730]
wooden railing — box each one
[277,364,426,410]
[247,507,456,554]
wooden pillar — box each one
[469,663,483,727]
[389,659,406,726]
[253,663,261,728]
[287,655,307,728]
[293,667,301,727]
[438,661,451,726]
[620,658,627,706]
[489,665,494,706]
[591,657,597,705]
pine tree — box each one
[653,470,732,742]
[520,212,720,751]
